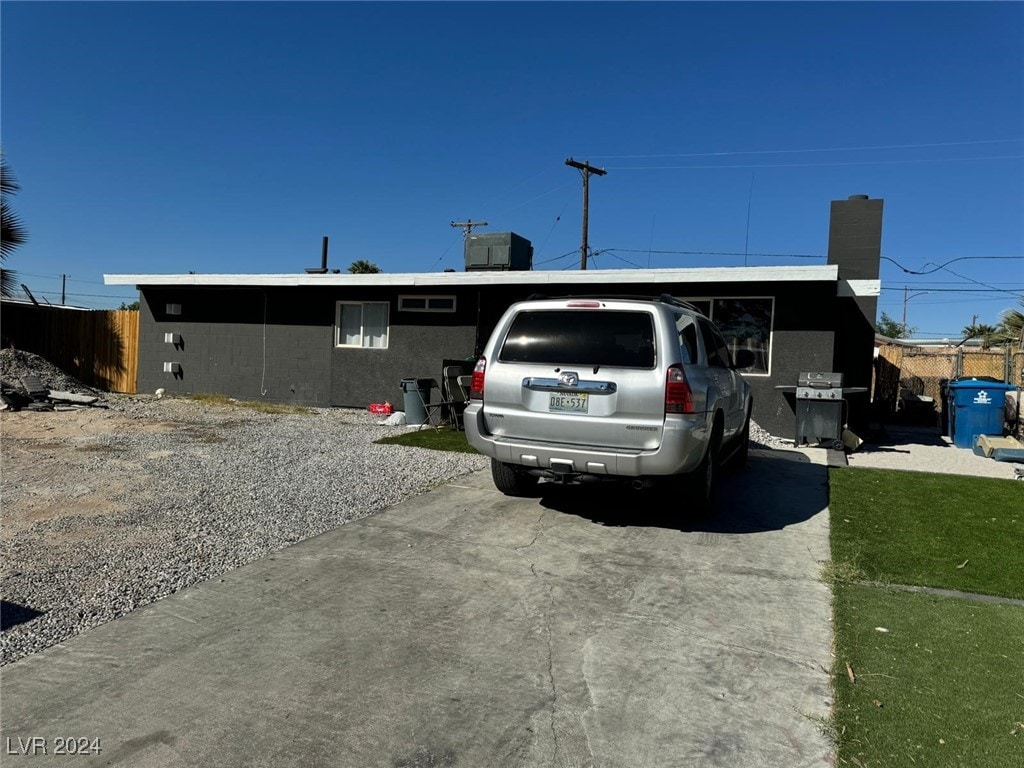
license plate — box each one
[549,392,588,413]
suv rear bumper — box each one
[463,403,708,478]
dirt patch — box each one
[0,402,258,541]
[1,408,174,440]
[0,405,231,539]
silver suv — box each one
[464,295,754,512]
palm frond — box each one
[0,267,17,298]
[1,199,28,258]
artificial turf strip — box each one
[828,467,1023,600]
[833,584,1024,768]
[375,426,480,454]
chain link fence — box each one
[874,344,1023,433]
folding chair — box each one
[441,367,473,430]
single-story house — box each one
[106,195,883,438]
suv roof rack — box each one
[655,293,703,313]
[522,293,703,314]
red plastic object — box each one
[368,402,393,415]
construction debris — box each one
[1,349,106,413]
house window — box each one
[398,295,456,313]
[710,297,773,375]
[336,302,389,348]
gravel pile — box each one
[749,420,790,450]
[1,396,487,665]
[0,348,100,395]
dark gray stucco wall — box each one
[328,285,480,407]
[135,277,857,438]
[138,285,483,409]
[137,287,333,404]
[330,323,477,408]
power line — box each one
[534,248,579,267]
[608,248,822,259]
[589,138,1024,159]
[596,249,646,269]
[880,286,1024,294]
[880,296,1017,307]
[927,263,1022,297]
[606,155,1023,171]
[32,290,139,300]
[881,255,1023,274]
[14,272,108,285]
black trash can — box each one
[400,378,434,425]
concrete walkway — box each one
[0,449,833,768]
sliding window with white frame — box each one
[336,301,389,349]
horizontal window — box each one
[336,301,389,349]
[398,295,456,313]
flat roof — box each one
[106,265,843,288]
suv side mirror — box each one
[732,349,756,370]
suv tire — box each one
[728,409,751,470]
[684,418,722,520]
[491,459,539,497]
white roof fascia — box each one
[105,265,839,288]
[837,279,881,297]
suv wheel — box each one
[729,410,751,470]
[684,419,722,520]
[491,459,539,497]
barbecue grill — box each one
[795,371,845,447]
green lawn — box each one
[829,467,1023,599]
[833,584,1024,768]
[829,468,1024,767]
[374,426,480,454]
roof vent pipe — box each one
[305,236,329,274]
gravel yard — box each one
[1,396,488,665]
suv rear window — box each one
[499,309,655,367]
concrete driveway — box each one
[0,449,833,767]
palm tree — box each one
[1,155,28,297]
[997,299,1024,348]
[961,322,1000,349]
[348,260,382,274]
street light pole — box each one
[902,287,931,329]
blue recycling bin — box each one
[948,378,1016,449]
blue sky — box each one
[2,1,1022,338]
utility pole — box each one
[450,219,488,239]
[565,158,607,270]
[61,274,66,305]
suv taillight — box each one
[469,356,486,400]
[665,364,694,414]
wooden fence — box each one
[1,303,139,393]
